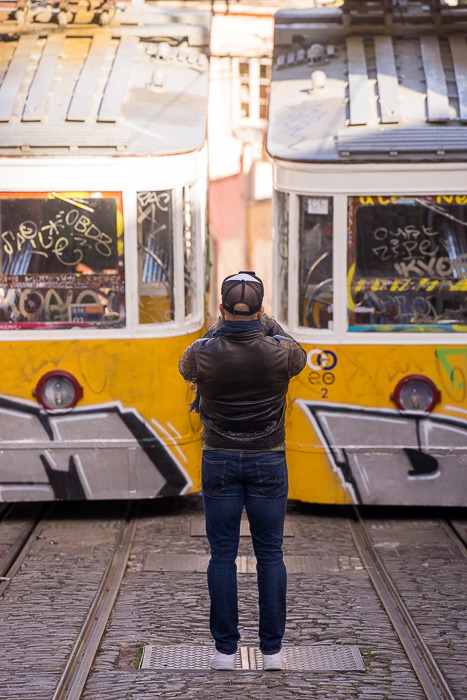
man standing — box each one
[179,271,306,671]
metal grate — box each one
[139,645,365,671]
[336,126,467,155]
[143,554,348,574]
[144,554,209,572]
[0,124,130,149]
[190,519,294,537]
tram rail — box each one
[440,519,467,556]
[348,507,456,700]
[52,502,140,700]
[0,503,53,594]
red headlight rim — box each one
[34,370,83,411]
[391,374,441,414]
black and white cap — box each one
[221,271,264,316]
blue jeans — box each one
[201,449,288,655]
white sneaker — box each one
[262,650,285,671]
[210,650,236,670]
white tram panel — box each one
[267,5,467,164]
[0,4,211,502]
[0,5,209,156]
[0,4,211,341]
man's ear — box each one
[219,303,225,317]
[256,306,265,318]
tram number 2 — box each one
[308,370,335,398]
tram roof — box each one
[267,3,467,164]
[0,5,210,157]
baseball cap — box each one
[221,271,264,316]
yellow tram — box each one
[0,2,210,500]
[267,2,467,506]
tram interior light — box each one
[34,370,83,412]
[391,375,441,414]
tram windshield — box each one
[0,192,124,329]
[348,196,467,331]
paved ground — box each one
[1,496,465,700]
[83,496,427,700]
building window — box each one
[233,57,271,123]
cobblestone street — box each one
[1,497,465,699]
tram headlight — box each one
[391,374,441,415]
[34,371,83,412]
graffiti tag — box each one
[1,207,114,267]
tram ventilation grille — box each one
[336,126,467,155]
[139,644,365,671]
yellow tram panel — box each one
[284,344,467,505]
[0,4,210,502]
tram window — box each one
[299,196,333,329]
[275,190,289,323]
[0,192,124,329]
[183,186,198,319]
[348,196,467,331]
[137,190,174,324]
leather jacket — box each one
[179,315,307,450]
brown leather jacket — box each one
[179,315,307,450]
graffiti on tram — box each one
[299,401,467,505]
[299,346,467,506]
[0,397,191,501]
[0,192,125,328]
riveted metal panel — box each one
[98,36,139,123]
[374,36,400,124]
[0,35,37,122]
[346,37,370,126]
[420,36,450,122]
[139,644,365,671]
[67,33,112,122]
[22,34,65,122]
[449,36,467,122]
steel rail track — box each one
[438,519,467,561]
[0,503,55,594]
[347,506,456,700]
[0,503,12,520]
[52,500,140,700]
